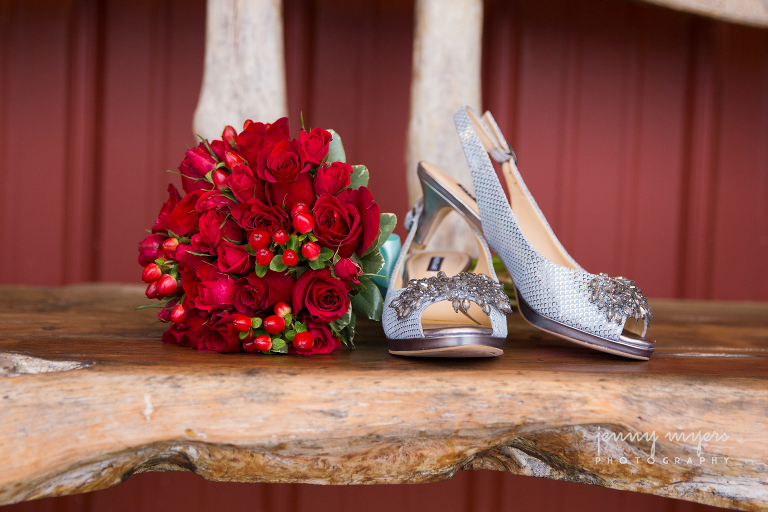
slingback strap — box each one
[482,111,517,164]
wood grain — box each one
[0,285,766,509]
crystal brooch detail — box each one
[588,273,652,325]
[389,271,513,320]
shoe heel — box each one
[412,176,453,249]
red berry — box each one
[145,281,159,299]
[282,249,299,266]
[293,331,315,352]
[248,230,271,250]
[162,238,179,253]
[142,263,162,283]
[254,335,272,351]
[274,301,291,317]
[171,304,186,324]
[242,338,260,353]
[292,213,314,234]
[223,150,242,169]
[272,230,288,245]
[301,242,321,261]
[291,202,310,217]
[263,315,286,334]
[255,248,274,267]
[233,315,252,332]
[222,125,237,148]
[212,169,228,190]
[156,274,178,297]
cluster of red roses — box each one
[138,117,394,355]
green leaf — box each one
[344,311,356,347]
[198,135,220,162]
[330,305,352,331]
[294,322,308,333]
[309,258,325,270]
[284,313,293,326]
[326,130,346,163]
[360,249,385,276]
[349,165,369,189]
[135,304,164,310]
[269,254,287,272]
[351,282,384,321]
[318,247,334,262]
[286,234,300,252]
[238,331,249,340]
[271,338,286,350]
[254,263,268,278]
[272,342,289,354]
[251,317,262,329]
[362,212,397,257]
[284,330,297,342]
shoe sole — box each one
[388,336,505,358]
[514,287,654,360]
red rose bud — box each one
[222,126,237,148]
[223,150,242,170]
[248,229,271,250]
[301,242,321,261]
[273,230,288,245]
[171,304,187,324]
[293,331,315,352]
[282,249,299,266]
[162,237,179,253]
[156,274,178,297]
[255,248,274,267]
[142,263,162,283]
[212,169,228,190]
[292,212,314,234]
[263,315,286,334]
[233,315,252,333]
[291,202,310,217]
[273,301,291,317]
[145,281,159,299]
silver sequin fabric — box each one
[454,106,649,340]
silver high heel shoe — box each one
[448,106,654,360]
[383,174,512,358]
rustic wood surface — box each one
[0,285,766,510]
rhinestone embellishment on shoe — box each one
[588,273,653,324]
[389,271,513,320]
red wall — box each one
[0,0,764,510]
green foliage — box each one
[349,165,369,190]
[326,130,346,163]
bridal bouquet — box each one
[138,117,395,355]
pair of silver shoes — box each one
[383,106,655,360]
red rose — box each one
[237,117,290,164]
[222,125,238,148]
[292,267,350,322]
[162,323,194,347]
[138,233,165,266]
[180,265,200,310]
[231,198,290,234]
[210,139,228,161]
[300,127,332,166]
[233,270,295,317]
[311,193,362,258]
[198,210,244,248]
[192,315,241,353]
[313,162,352,196]
[217,242,253,274]
[152,184,181,233]
[255,139,309,183]
[293,319,341,355]
[227,163,268,203]
[334,258,362,291]
[195,190,236,213]
[336,187,380,256]
[267,173,316,212]
[194,266,235,312]
[175,243,213,268]
[167,190,205,236]
[179,142,216,194]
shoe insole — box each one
[403,251,493,333]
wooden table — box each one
[1,285,766,510]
